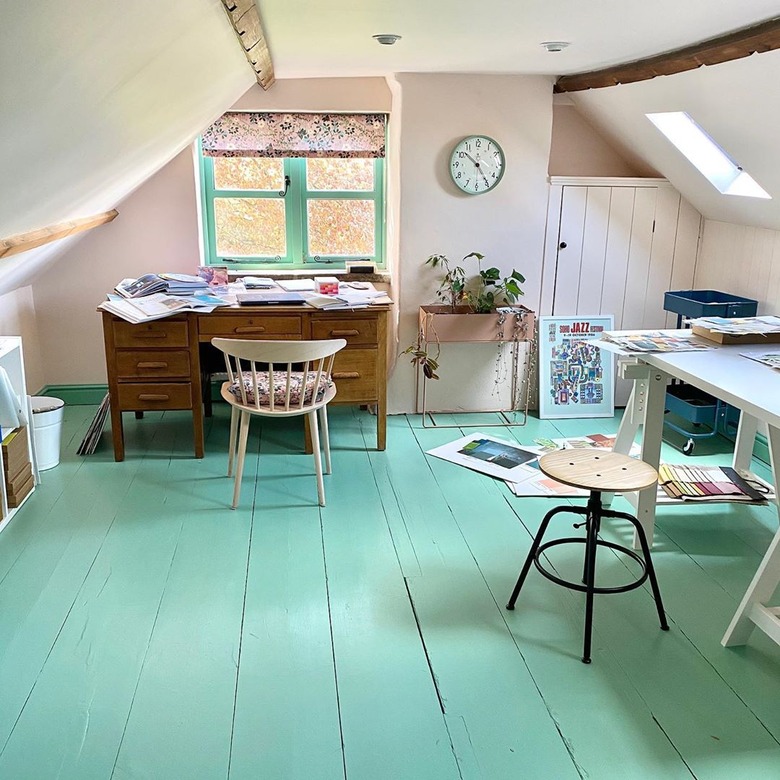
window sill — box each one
[222,268,391,284]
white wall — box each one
[0,0,252,296]
[387,73,553,414]
[694,220,780,315]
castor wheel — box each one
[682,438,695,456]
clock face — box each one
[449,135,505,194]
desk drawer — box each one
[116,350,191,379]
[199,315,302,338]
[331,349,377,402]
[311,317,378,345]
[113,320,189,348]
[117,383,193,410]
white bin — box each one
[31,396,65,470]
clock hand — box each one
[464,152,478,165]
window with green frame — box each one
[198,112,387,270]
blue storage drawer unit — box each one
[662,289,757,454]
[664,289,757,321]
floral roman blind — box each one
[201,112,386,159]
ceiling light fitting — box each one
[373,34,402,45]
[541,41,570,53]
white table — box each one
[602,335,780,649]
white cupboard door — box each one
[545,181,700,405]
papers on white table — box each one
[691,315,780,335]
[601,330,710,352]
[740,351,780,370]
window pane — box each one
[307,200,374,256]
[307,159,374,191]
[214,198,286,256]
[213,157,284,191]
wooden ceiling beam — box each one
[0,210,118,260]
[220,0,275,90]
[555,16,780,93]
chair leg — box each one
[582,510,600,664]
[232,411,250,510]
[227,406,239,477]
[319,405,332,475]
[309,410,326,506]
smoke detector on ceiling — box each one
[541,41,570,53]
[373,34,402,45]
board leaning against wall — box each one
[539,177,703,404]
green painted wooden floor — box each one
[1,403,780,779]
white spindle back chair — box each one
[211,338,347,508]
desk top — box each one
[600,331,780,429]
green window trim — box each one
[198,143,386,271]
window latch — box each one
[278,175,291,198]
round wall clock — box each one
[449,135,505,195]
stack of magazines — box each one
[77,394,110,455]
[115,273,209,298]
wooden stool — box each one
[506,449,669,663]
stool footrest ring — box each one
[534,537,649,594]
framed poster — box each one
[538,315,614,419]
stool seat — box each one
[539,449,658,493]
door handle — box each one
[137,362,168,369]
[559,241,567,249]
[138,393,170,401]
[330,329,359,336]
[332,372,360,379]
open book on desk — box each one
[99,292,226,324]
[303,291,391,310]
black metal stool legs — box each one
[507,490,668,664]
[607,508,669,632]
[581,496,601,663]
[506,506,576,610]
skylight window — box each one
[646,112,771,200]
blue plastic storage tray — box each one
[663,289,757,319]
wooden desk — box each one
[603,335,780,650]
[101,304,390,461]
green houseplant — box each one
[403,252,532,379]
[425,251,525,313]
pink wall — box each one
[549,103,656,178]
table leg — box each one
[732,412,759,472]
[633,369,668,548]
[722,423,780,647]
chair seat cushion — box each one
[229,370,332,408]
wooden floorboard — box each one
[0,404,778,778]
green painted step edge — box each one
[38,385,108,405]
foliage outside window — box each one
[199,112,387,270]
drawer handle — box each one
[137,362,168,369]
[331,329,360,336]
[138,393,170,401]
[333,372,360,379]
[234,326,266,334]
[136,332,167,339]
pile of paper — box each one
[691,315,780,335]
[601,331,710,353]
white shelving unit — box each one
[0,336,37,533]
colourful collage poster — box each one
[538,315,614,419]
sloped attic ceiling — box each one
[567,48,780,232]
[0,0,253,295]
